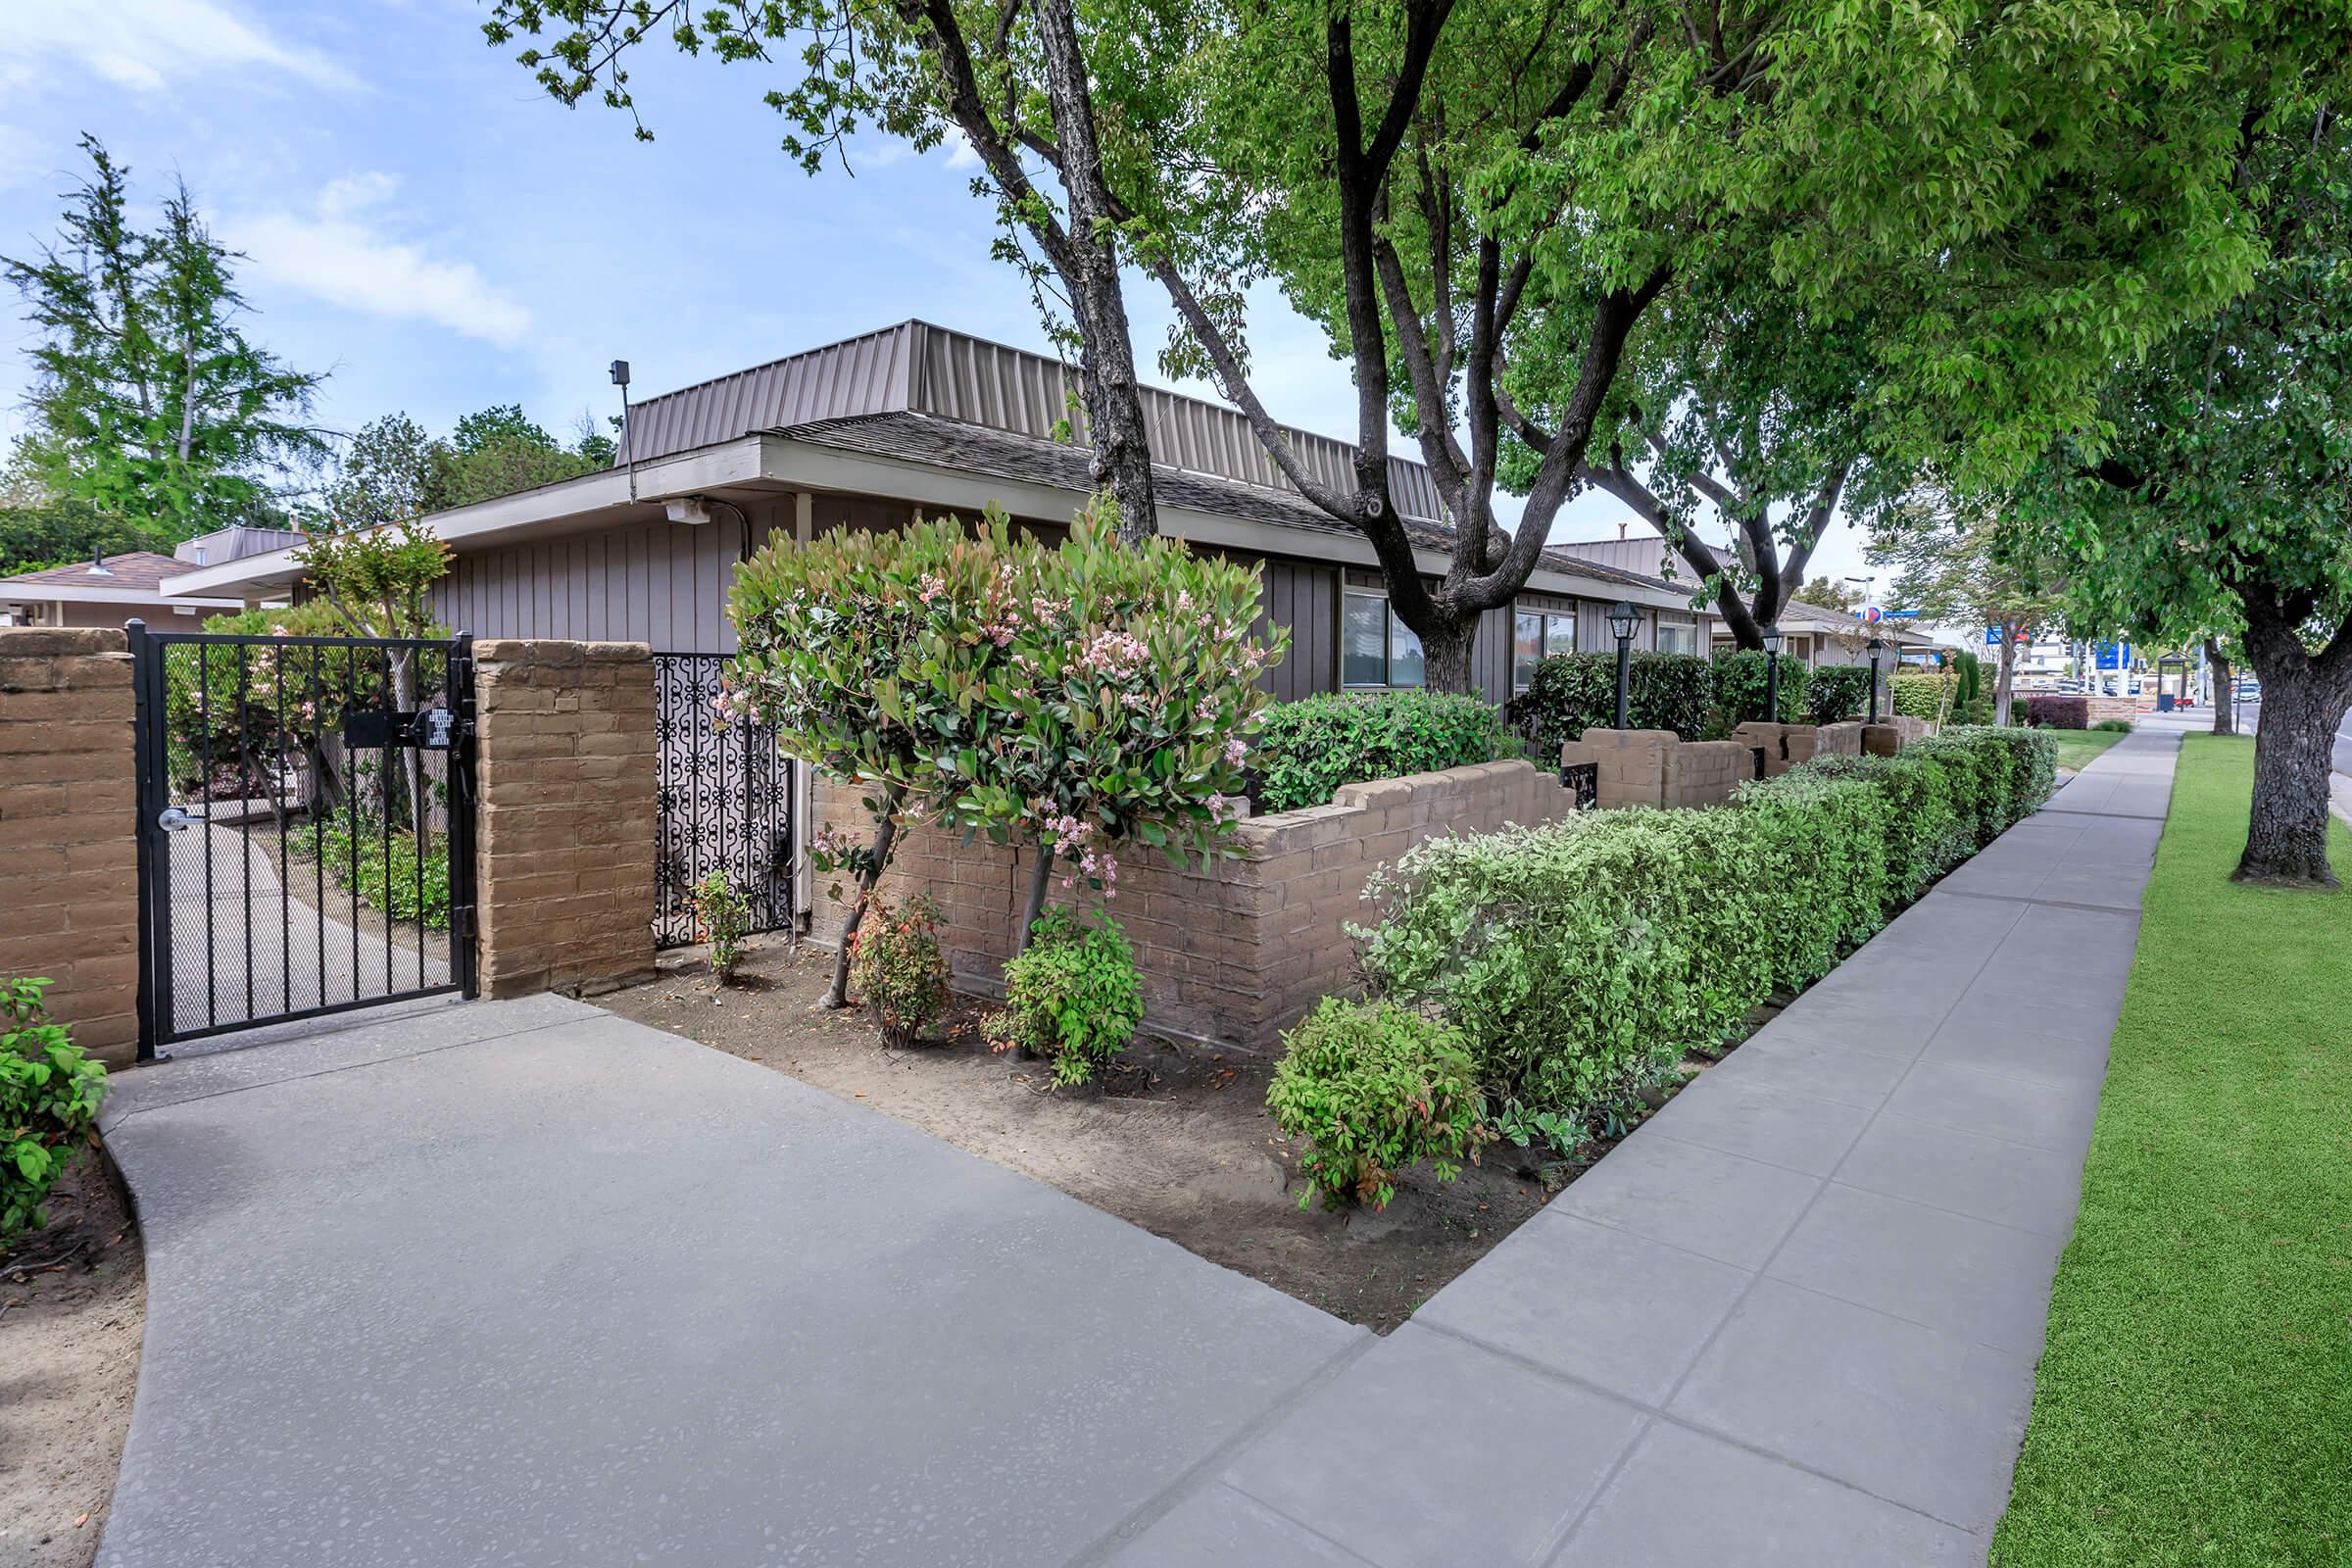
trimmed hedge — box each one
[1804,663,1874,723]
[1250,690,1516,811]
[1504,651,1715,757]
[1711,649,1810,726]
[2027,693,2091,729]
[1353,726,2056,1133]
[1891,670,1952,721]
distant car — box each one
[2234,679,2262,699]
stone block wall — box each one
[1562,728,1759,809]
[0,629,138,1065]
[811,760,1582,1053]
[473,640,659,1000]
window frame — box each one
[1510,603,1583,691]
[1341,586,1426,690]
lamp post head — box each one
[1608,601,1642,643]
[1760,623,1782,655]
[1867,636,1886,662]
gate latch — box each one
[158,806,195,833]
[413,707,462,751]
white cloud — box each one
[225,174,533,348]
[0,0,355,94]
[944,129,982,172]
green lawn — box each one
[2049,727,2130,772]
[1992,736,2352,1566]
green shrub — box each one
[689,871,753,978]
[1265,998,1488,1210]
[1803,664,1874,723]
[1952,650,1984,710]
[290,808,451,928]
[850,893,951,1047]
[1355,726,2058,1134]
[1710,649,1809,727]
[3,978,109,1245]
[984,908,1145,1086]
[1251,690,1515,812]
[1891,670,1954,721]
[1505,651,1714,758]
[2091,718,2133,733]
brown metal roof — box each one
[621,320,1450,525]
[0,551,194,592]
[778,411,1689,598]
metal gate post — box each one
[127,620,160,1062]
[446,632,479,1000]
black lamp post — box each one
[1608,601,1642,728]
[1866,636,1886,724]
[1761,623,1783,724]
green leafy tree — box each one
[327,406,608,527]
[0,135,326,541]
[2021,92,2352,886]
[1791,576,1863,615]
[0,471,162,572]
[482,0,1165,542]
[1871,499,2069,729]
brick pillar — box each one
[472,640,658,999]
[0,629,138,1064]
[1559,728,1680,808]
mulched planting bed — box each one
[604,940,1735,1332]
[0,1150,144,1568]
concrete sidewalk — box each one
[1113,727,2180,1567]
[95,996,1363,1568]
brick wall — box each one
[472,640,659,999]
[0,629,138,1064]
[1561,728,1758,809]
[811,760,1583,1053]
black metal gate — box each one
[653,652,796,949]
[128,622,477,1059]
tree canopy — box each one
[0,135,327,542]
[325,405,612,527]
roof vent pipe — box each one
[611,359,636,502]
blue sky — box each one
[0,0,1877,590]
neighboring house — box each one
[1710,599,1945,667]
[161,320,1714,704]
[0,547,245,629]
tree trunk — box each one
[2207,639,2235,736]
[1993,626,2018,727]
[1034,0,1155,543]
[2233,639,2346,887]
[1418,615,1479,696]
[824,787,905,1009]
[1015,841,1055,956]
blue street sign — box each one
[2095,641,2131,670]
[1882,608,1922,619]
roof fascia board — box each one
[2,582,244,608]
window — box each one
[1655,620,1697,656]
[1343,590,1425,688]
[1511,607,1580,689]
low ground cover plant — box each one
[1250,690,1516,811]
[290,807,452,928]
[1323,727,2054,1167]
[1505,651,1714,756]
[848,893,950,1048]
[3,977,109,1245]
[983,907,1145,1086]
[1266,998,1488,1211]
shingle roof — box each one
[775,411,1688,597]
[0,551,192,593]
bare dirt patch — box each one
[602,941,1585,1332]
[0,1150,144,1568]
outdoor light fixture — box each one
[1761,623,1783,724]
[1609,601,1642,729]
[611,358,637,502]
[1867,636,1886,724]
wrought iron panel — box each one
[653,653,796,949]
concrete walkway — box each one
[1114,727,2180,1567]
[94,996,1362,1568]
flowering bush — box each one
[3,977,110,1245]
[726,514,1034,1004]
[982,907,1145,1087]
[961,498,1284,940]
[848,893,951,1048]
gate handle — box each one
[158,807,195,834]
